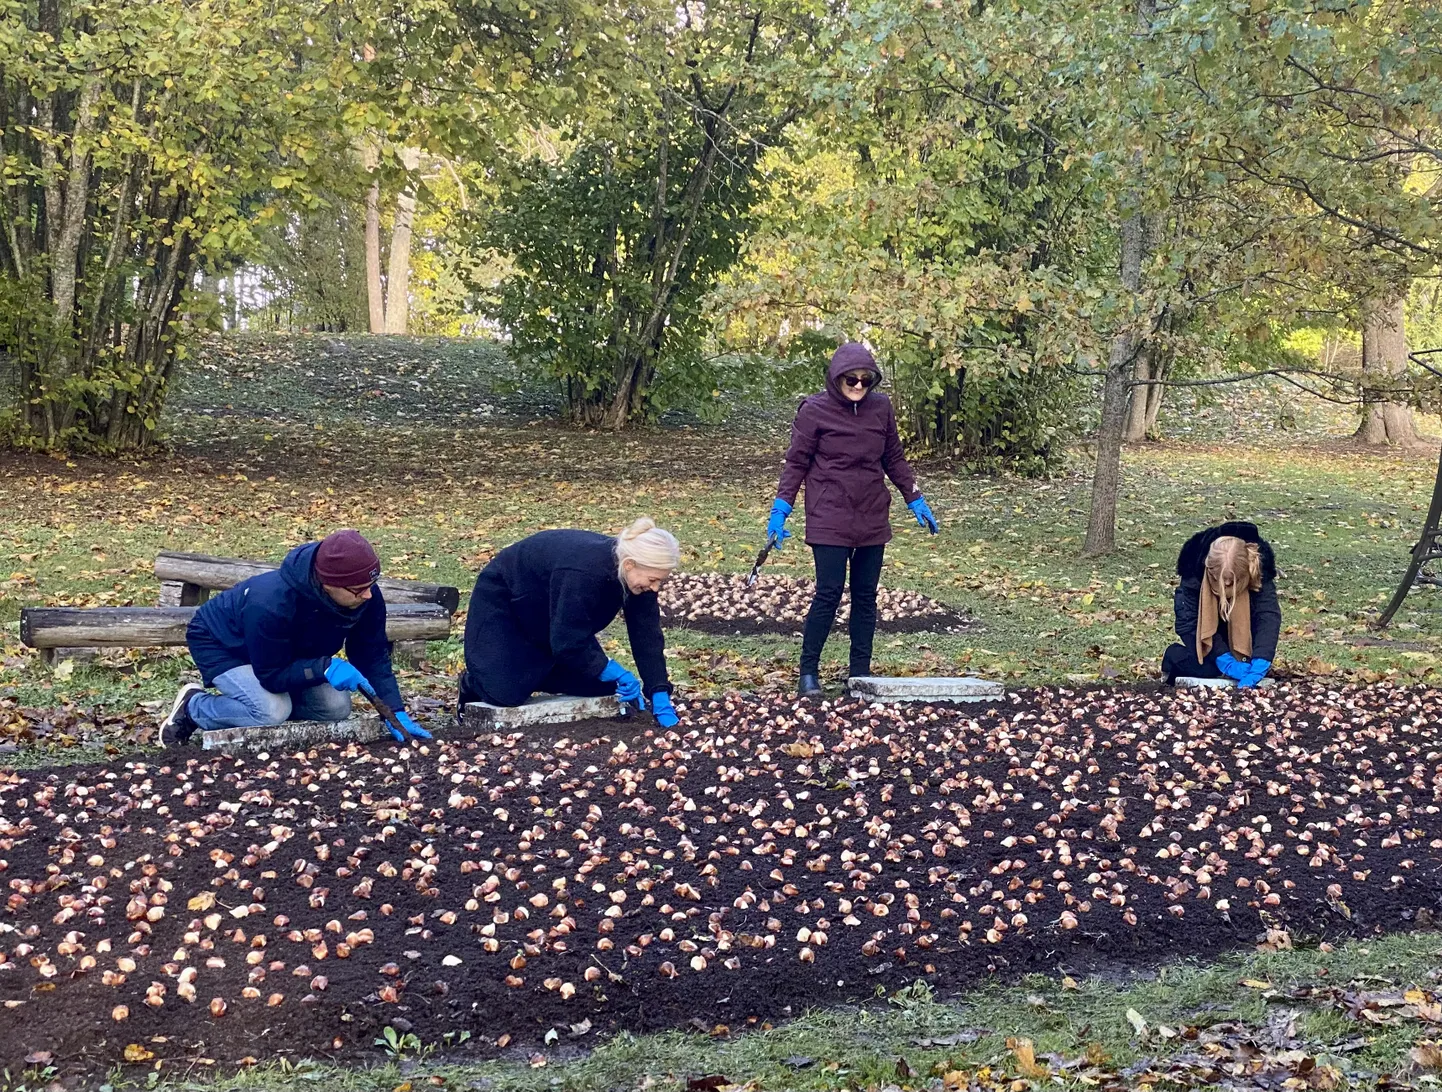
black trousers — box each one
[1161,642,1222,683]
[459,596,612,708]
[800,544,885,677]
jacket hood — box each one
[280,542,362,623]
[825,343,882,406]
[1176,521,1277,583]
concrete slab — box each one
[199,693,624,752]
[202,716,389,752]
[1175,676,1275,690]
[463,693,623,730]
[848,676,1004,703]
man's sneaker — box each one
[160,682,205,747]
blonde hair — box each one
[615,517,680,581]
[1205,536,1262,620]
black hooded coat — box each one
[1173,521,1283,662]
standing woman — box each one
[458,518,682,727]
[767,342,938,699]
[1163,521,1281,687]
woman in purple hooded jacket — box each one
[767,343,938,698]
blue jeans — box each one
[189,665,353,731]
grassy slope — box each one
[4,335,1442,726]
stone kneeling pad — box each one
[202,716,389,752]
[462,693,622,731]
[1175,676,1276,690]
[848,676,1004,703]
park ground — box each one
[2,335,1442,1090]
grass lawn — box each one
[6,933,1441,1090]
[5,333,1442,735]
[2,334,1442,1090]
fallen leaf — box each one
[1413,1043,1442,1070]
[123,1043,155,1062]
[687,1077,731,1091]
[1126,1008,1148,1037]
[1007,1037,1047,1079]
[188,892,216,911]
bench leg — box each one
[392,640,427,668]
[158,580,209,607]
[41,647,100,667]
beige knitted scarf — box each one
[1196,536,1261,661]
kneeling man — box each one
[160,530,430,746]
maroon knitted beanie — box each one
[314,530,380,587]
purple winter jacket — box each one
[775,344,923,548]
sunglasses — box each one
[842,373,877,389]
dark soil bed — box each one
[658,572,975,636]
[2,681,1440,1079]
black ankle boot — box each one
[798,673,823,699]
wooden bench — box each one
[152,549,459,667]
[154,550,460,612]
[20,603,451,665]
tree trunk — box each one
[1082,192,1153,557]
[1354,293,1418,446]
[1122,344,1155,442]
[365,177,385,333]
[383,186,415,334]
[1082,0,1157,558]
[1142,352,1168,436]
[1083,302,1142,557]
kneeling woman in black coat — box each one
[458,518,681,726]
[1163,521,1282,687]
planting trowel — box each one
[746,534,780,587]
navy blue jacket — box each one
[1173,521,1282,662]
[186,542,403,708]
[464,529,670,696]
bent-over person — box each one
[159,530,430,745]
[458,518,682,728]
[1163,521,1281,688]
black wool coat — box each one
[463,530,670,696]
[1173,521,1282,662]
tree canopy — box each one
[0,0,1439,557]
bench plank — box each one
[154,550,460,613]
[21,603,450,650]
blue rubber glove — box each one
[766,498,793,549]
[1237,658,1272,689]
[388,709,433,743]
[325,657,373,695]
[599,659,645,708]
[907,496,938,533]
[1215,652,1247,682]
[651,691,679,728]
